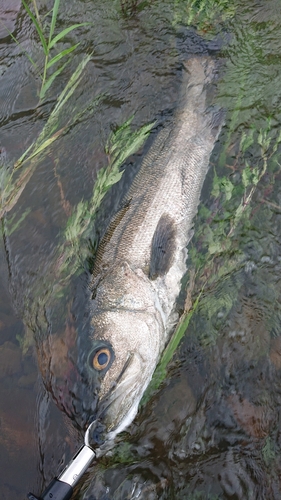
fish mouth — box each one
[86,351,152,452]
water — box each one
[1,0,281,498]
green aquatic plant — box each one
[121,0,140,15]
[173,0,236,33]
[0,55,95,220]
[0,0,92,219]
[142,287,202,406]
[22,0,89,99]
[262,436,276,467]
[214,123,281,245]
[55,116,155,283]
[5,209,31,236]
[187,121,281,348]
[192,123,281,264]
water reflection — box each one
[1,0,281,499]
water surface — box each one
[1,0,281,498]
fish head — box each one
[83,262,165,452]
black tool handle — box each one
[27,478,73,500]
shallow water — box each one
[1,0,281,499]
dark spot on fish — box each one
[149,214,177,280]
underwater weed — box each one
[188,121,281,347]
[173,0,236,33]
[55,117,155,283]
[0,55,94,220]
[22,0,90,99]
[0,0,94,219]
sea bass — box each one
[85,57,223,452]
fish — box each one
[83,56,224,453]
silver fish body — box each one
[86,57,223,451]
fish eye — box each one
[88,342,114,374]
[92,347,111,371]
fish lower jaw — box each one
[94,401,140,458]
[108,400,139,441]
[95,367,155,457]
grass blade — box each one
[0,19,40,75]
[49,23,91,48]
[141,291,202,406]
[14,142,35,169]
[53,76,83,116]
[31,0,41,26]
[35,56,91,151]
[56,117,154,273]
[49,0,60,43]
[6,208,31,236]
[160,295,201,369]
[109,121,155,171]
[46,44,79,68]
[15,127,66,172]
[22,0,48,55]
[52,54,91,115]
[27,128,65,162]
[0,162,37,219]
[39,61,68,99]
[69,93,105,128]
[106,116,134,155]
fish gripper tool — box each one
[27,423,96,500]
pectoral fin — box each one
[149,214,177,280]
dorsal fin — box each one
[91,200,131,287]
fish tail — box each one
[183,56,216,85]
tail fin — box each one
[183,57,216,86]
